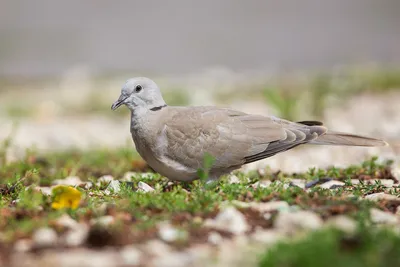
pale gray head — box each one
[111,77,166,111]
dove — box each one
[111,77,387,182]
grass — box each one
[259,227,400,267]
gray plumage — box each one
[111,77,387,182]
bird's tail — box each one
[309,131,388,147]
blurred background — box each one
[1,0,399,171]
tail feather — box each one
[310,131,388,147]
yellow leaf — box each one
[51,185,82,210]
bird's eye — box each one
[135,85,142,92]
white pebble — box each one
[205,207,249,235]
[137,181,155,193]
[32,227,58,248]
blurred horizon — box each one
[1,0,400,79]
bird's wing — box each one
[161,107,327,171]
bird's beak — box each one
[111,95,129,110]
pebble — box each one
[14,239,33,252]
[105,180,121,194]
[251,180,272,189]
[378,179,395,187]
[55,214,80,229]
[205,207,249,235]
[305,178,332,189]
[228,174,240,184]
[370,208,398,225]
[46,248,120,267]
[55,214,89,247]
[32,227,58,248]
[144,240,172,257]
[325,215,357,233]
[158,222,187,242]
[122,172,138,182]
[90,215,115,226]
[37,186,52,195]
[208,231,223,245]
[137,181,155,193]
[274,210,323,234]
[250,201,290,213]
[364,192,399,201]
[319,180,345,189]
[52,176,83,186]
[97,175,114,185]
[63,224,89,247]
[289,179,306,189]
[120,245,142,266]
[84,182,93,190]
[153,251,194,267]
[250,229,283,245]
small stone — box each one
[208,231,223,245]
[137,181,155,193]
[351,179,360,185]
[370,208,398,225]
[122,172,137,182]
[205,207,249,235]
[319,180,345,189]
[158,222,187,242]
[251,180,272,189]
[120,245,142,266]
[251,229,283,245]
[14,239,32,252]
[53,176,83,186]
[32,227,58,248]
[364,192,399,201]
[97,175,114,185]
[250,201,290,213]
[63,224,89,247]
[41,248,120,267]
[274,210,323,234]
[289,179,306,189]
[228,175,240,184]
[37,186,52,196]
[91,215,115,226]
[305,178,332,189]
[362,179,395,187]
[257,168,267,177]
[380,179,395,187]
[84,182,93,190]
[153,251,194,267]
[144,240,172,257]
[105,180,121,194]
[326,215,357,233]
[55,214,80,229]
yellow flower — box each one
[51,185,82,210]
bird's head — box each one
[111,77,166,111]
